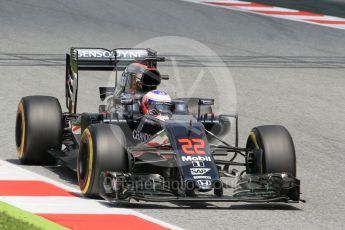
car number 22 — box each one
[178,138,206,154]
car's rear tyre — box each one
[246,125,296,176]
[77,124,129,197]
[15,96,63,165]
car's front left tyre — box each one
[77,124,129,197]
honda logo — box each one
[196,180,211,187]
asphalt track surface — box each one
[1,0,345,229]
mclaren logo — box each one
[190,168,211,175]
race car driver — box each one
[141,90,172,118]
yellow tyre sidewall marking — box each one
[249,131,265,174]
[16,102,26,159]
[249,131,259,149]
[79,128,94,194]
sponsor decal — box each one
[193,176,212,179]
[117,50,148,59]
[192,161,204,167]
[196,180,212,187]
[181,155,212,162]
[77,49,148,59]
[78,49,112,58]
[190,168,211,175]
[178,138,206,154]
[132,130,151,142]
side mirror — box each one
[115,97,133,105]
[197,98,214,120]
[198,98,214,106]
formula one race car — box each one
[15,47,302,203]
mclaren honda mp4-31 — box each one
[15,47,303,203]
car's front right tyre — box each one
[246,125,296,176]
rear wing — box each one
[65,47,165,113]
[68,47,164,71]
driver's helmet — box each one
[142,90,172,116]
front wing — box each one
[100,173,302,203]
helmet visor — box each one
[147,102,172,114]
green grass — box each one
[0,201,66,230]
[0,212,42,230]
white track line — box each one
[0,197,132,214]
[0,160,183,230]
[181,0,345,31]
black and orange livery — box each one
[15,47,302,204]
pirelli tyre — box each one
[15,96,63,164]
[246,125,296,176]
[77,124,129,197]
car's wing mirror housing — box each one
[198,98,214,106]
